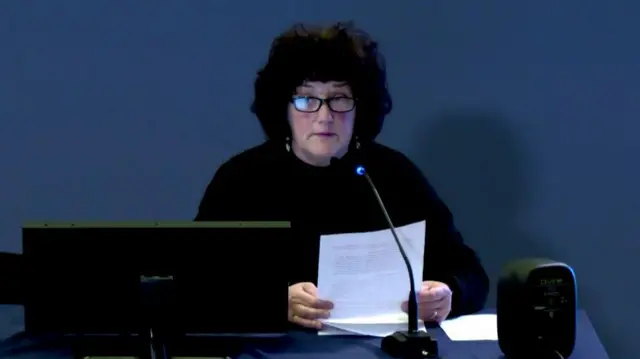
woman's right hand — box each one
[288,282,334,329]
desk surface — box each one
[0,306,608,359]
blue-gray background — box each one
[1,1,637,358]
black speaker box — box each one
[497,258,577,358]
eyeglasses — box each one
[291,95,356,113]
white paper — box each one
[316,221,426,336]
[320,313,427,337]
[440,314,498,341]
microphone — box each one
[354,165,439,359]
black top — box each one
[195,140,489,317]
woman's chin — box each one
[307,147,337,159]
[298,144,347,166]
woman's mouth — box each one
[315,132,336,137]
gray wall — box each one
[1,1,638,358]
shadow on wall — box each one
[411,109,554,303]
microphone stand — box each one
[356,167,439,359]
[147,328,169,359]
[140,276,175,359]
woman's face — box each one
[288,81,356,166]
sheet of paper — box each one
[321,322,425,337]
[439,314,498,341]
[320,313,427,337]
[316,220,426,334]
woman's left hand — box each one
[402,281,452,323]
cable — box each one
[535,338,565,359]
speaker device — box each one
[497,258,577,359]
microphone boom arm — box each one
[355,165,439,359]
[360,172,419,333]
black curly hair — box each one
[251,21,393,144]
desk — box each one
[0,306,608,359]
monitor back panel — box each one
[22,222,292,336]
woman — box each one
[195,22,489,330]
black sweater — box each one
[195,141,489,317]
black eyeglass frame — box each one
[290,95,357,113]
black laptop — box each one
[21,221,292,339]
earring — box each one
[285,137,291,152]
[355,136,361,150]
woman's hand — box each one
[402,281,452,323]
[288,282,334,329]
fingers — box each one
[401,286,450,312]
[419,286,452,302]
[288,283,334,329]
[400,301,449,322]
[288,301,330,330]
[420,284,452,296]
[313,298,334,310]
[293,289,319,306]
[418,290,451,322]
[301,282,318,295]
[292,290,334,310]
[289,312,322,329]
[291,303,331,320]
[292,284,334,310]
[419,297,448,311]
[425,306,449,323]
[401,297,447,313]
[401,285,452,322]
[302,283,334,310]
